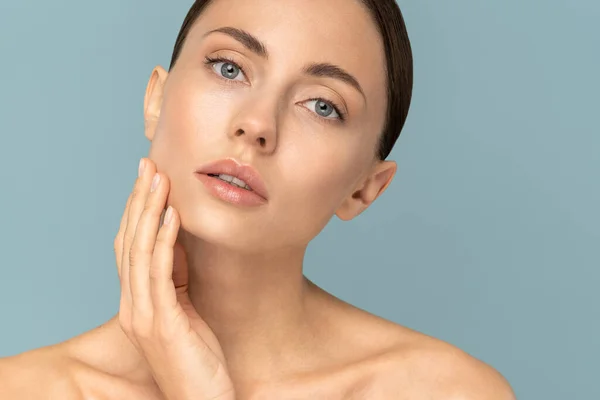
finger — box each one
[171,240,189,290]
[130,171,170,317]
[114,192,132,278]
[150,205,183,314]
[122,158,156,309]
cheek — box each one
[274,145,364,239]
[304,162,358,211]
[151,82,233,163]
[276,121,371,211]
[148,80,237,213]
[288,131,368,198]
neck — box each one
[176,228,319,381]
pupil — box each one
[221,63,240,79]
[316,100,333,117]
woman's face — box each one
[145,0,395,252]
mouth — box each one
[194,158,269,206]
[206,173,253,191]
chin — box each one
[172,192,282,254]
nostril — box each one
[258,137,266,146]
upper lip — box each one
[195,158,269,200]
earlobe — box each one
[335,160,397,221]
[144,66,169,141]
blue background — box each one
[1,1,598,398]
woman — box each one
[0,0,515,398]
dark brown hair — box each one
[168,0,413,160]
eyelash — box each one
[203,55,347,123]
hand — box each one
[113,158,235,400]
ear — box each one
[335,160,397,221]
[143,66,169,141]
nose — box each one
[228,95,279,154]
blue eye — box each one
[304,98,346,122]
[306,99,339,119]
[218,62,242,80]
[204,56,247,82]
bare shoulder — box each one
[0,341,158,400]
[0,317,154,400]
[0,347,82,400]
[309,284,516,399]
[373,325,516,399]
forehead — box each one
[185,0,387,107]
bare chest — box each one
[75,350,412,400]
[234,363,401,400]
[80,369,393,400]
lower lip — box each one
[194,173,267,207]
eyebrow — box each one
[204,27,269,59]
[203,26,366,100]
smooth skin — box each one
[1,0,516,398]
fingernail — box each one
[151,173,161,192]
[138,159,145,178]
[164,206,174,225]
